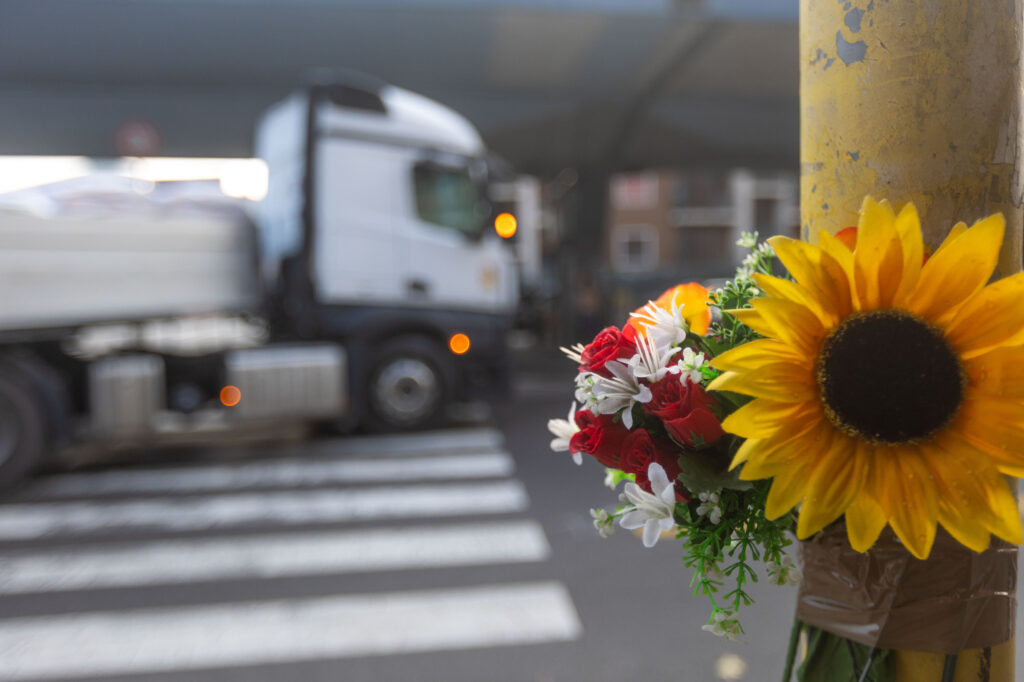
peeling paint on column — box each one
[801,0,1024,277]
[844,8,865,32]
[835,31,868,65]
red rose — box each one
[579,326,636,378]
[620,428,687,499]
[569,410,628,468]
[648,377,724,447]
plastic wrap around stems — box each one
[795,523,1017,654]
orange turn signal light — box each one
[448,333,471,355]
[220,385,242,407]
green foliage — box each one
[788,623,895,682]
[679,479,795,626]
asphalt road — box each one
[2,364,1015,681]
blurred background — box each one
[0,1,958,681]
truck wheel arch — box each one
[362,334,450,432]
[0,358,53,485]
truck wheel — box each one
[0,365,48,486]
[365,337,447,431]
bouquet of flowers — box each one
[548,196,1024,653]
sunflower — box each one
[707,196,1024,559]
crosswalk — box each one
[0,428,583,680]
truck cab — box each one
[255,75,517,429]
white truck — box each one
[0,75,518,484]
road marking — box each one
[0,481,529,540]
[0,520,550,594]
[0,582,582,680]
[28,452,515,499]
[331,427,505,456]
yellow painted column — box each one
[800,1,1021,679]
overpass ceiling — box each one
[0,0,798,175]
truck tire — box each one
[365,336,447,432]
[0,364,48,486]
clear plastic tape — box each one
[795,523,1017,654]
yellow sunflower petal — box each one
[720,398,814,439]
[749,297,827,356]
[931,220,968,257]
[882,450,938,560]
[853,196,903,309]
[956,396,1024,476]
[729,409,823,471]
[845,492,887,553]
[738,451,794,480]
[752,273,835,326]
[938,501,991,554]
[707,365,816,402]
[730,437,764,470]
[724,308,773,338]
[964,347,1024,399]
[907,213,1004,324]
[892,202,924,306]
[710,339,810,373]
[797,434,866,538]
[926,433,1020,546]
[765,460,810,520]
[769,236,853,320]
[816,229,858,310]
[945,271,1024,359]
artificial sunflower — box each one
[707,196,1024,559]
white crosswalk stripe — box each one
[27,451,515,498]
[0,582,583,681]
[0,429,583,678]
[0,480,529,539]
[0,520,551,594]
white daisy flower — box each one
[736,231,758,249]
[766,555,802,587]
[590,360,652,429]
[675,347,706,385]
[574,372,599,411]
[697,491,722,525]
[559,343,586,364]
[547,402,582,464]
[702,611,744,642]
[628,333,682,383]
[618,462,678,547]
[629,297,689,349]
[590,508,614,538]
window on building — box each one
[754,198,777,234]
[412,162,486,236]
[678,226,730,262]
[613,224,658,272]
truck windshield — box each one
[412,162,488,237]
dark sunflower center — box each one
[816,310,965,444]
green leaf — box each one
[677,450,753,494]
[794,625,895,682]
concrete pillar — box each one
[800,1,1021,678]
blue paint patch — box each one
[836,30,868,65]
[822,204,830,211]
[848,151,860,161]
[867,0,874,8]
[844,8,865,32]
[825,57,836,70]
[812,185,818,193]
[811,48,825,65]
[843,1,851,9]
